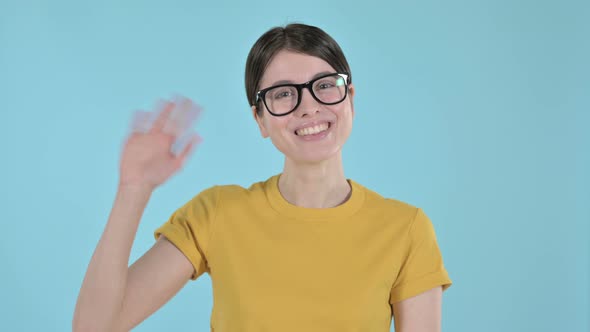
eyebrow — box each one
[269,71,333,86]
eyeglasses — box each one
[255,73,350,117]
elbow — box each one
[72,312,120,332]
[72,322,120,332]
[72,314,98,332]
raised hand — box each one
[118,97,203,190]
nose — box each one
[295,87,320,117]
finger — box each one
[175,133,203,167]
[175,97,201,126]
[164,98,203,136]
[175,103,203,135]
[171,131,202,158]
[150,101,175,134]
[129,110,154,134]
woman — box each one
[73,23,452,332]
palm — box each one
[119,99,202,189]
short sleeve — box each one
[154,186,220,280]
[390,208,452,304]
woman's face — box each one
[253,50,355,164]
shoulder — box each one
[352,180,420,221]
[215,177,268,201]
[181,177,269,210]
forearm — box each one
[73,184,152,332]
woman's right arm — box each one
[73,99,202,332]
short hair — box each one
[244,23,352,115]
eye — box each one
[318,82,335,89]
[270,86,296,100]
[314,77,339,91]
[274,91,292,99]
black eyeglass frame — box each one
[255,72,350,117]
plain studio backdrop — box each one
[0,0,588,331]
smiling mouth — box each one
[294,122,332,136]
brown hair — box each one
[245,23,352,115]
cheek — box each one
[330,104,353,120]
[266,117,291,136]
[335,106,354,133]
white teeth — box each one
[296,123,330,136]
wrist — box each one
[117,182,155,195]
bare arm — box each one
[112,235,194,331]
[72,185,195,332]
[392,286,443,332]
[73,98,202,331]
[73,184,152,331]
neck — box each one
[279,153,351,209]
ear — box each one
[252,105,269,138]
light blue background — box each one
[0,0,588,331]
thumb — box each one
[174,132,203,165]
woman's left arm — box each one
[392,286,443,332]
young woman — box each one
[73,23,452,332]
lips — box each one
[293,120,332,136]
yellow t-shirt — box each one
[154,174,452,331]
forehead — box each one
[260,50,336,88]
